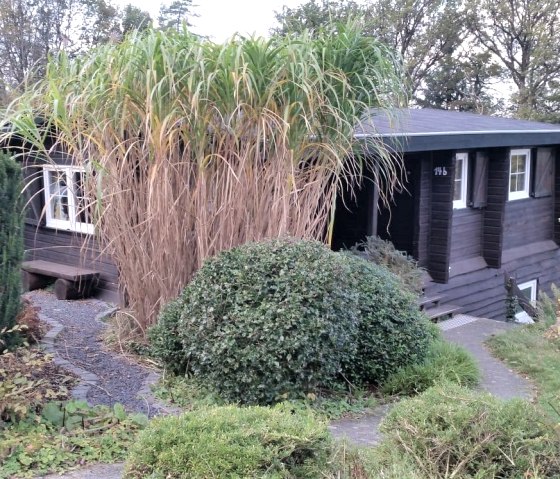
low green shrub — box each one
[341,254,432,386]
[349,236,424,293]
[377,383,560,479]
[124,404,332,479]
[381,339,480,396]
[150,239,431,404]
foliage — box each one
[2,24,406,333]
[151,239,361,404]
[377,383,560,479]
[349,236,424,294]
[466,0,560,119]
[341,254,432,386]
[0,154,24,352]
[158,0,195,30]
[122,4,152,34]
[124,404,332,479]
[0,347,76,423]
[274,0,466,99]
[154,372,377,420]
[0,401,147,478]
[381,339,480,396]
[487,320,560,419]
[536,283,560,325]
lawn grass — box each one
[487,321,560,418]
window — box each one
[43,166,94,234]
[453,152,468,209]
[508,149,531,200]
[515,279,537,323]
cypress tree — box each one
[0,153,23,351]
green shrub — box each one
[341,254,432,386]
[0,153,24,352]
[349,236,424,293]
[378,383,560,479]
[124,404,332,479]
[151,239,361,404]
[381,339,480,396]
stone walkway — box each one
[328,314,534,446]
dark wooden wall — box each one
[503,197,554,250]
[416,155,432,268]
[428,151,454,283]
[425,241,560,319]
[23,224,119,302]
[450,208,483,263]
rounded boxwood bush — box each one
[378,383,560,478]
[124,404,332,479]
[150,238,431,404]
[153,239,361,404]
[341,254,432,385]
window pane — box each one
[454,179,462,201]
[516,173,525,191]
[455,159,463,180]
[72,171,92,224]
[48,171,69,221]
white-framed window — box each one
[508,148,531,201]
[515,279,537,323]
[453,152,469,209]
[42,166,94,235]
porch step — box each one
[425,303,461,322]
[417,294,443,311]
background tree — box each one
[418,51,504,114]
[158,0,195,31]
[78,0,121,47]
[467,0,560,120]
[122,4,152,35]
[274,0,467,102]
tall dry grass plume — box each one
[1,24,407,335]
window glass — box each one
[453,153,468,208]
[508,149,530,200]
[47,170,69,221]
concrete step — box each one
[425,303,461,322]
[417,294,443,311]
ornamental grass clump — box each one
[1,24,406,333]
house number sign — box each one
[433,166,448,176]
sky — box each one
[112,0,308,41]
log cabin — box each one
[334,108,560,320]
[16,108,560,320]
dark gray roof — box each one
[356,108,560,152]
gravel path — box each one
[27,290,157,416]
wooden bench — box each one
[21,260,100,300]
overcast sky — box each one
[112,0,307,41]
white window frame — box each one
[453,152,469,209]
[514,279,537,322]
[43,166,94,235]
[508,148,531,201]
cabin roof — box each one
[356,108,560,152]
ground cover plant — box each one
[381,338,480,396]
[372,383,560,479]
[124,404,332,479]
[487,287,560,419]
[150,238,431,405]
[0,345,148,478]
[0,153,24,351]
[1,24,407,334]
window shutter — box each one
[23,166,45,226]
[471,151,488,208]
[533,148,554,198]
